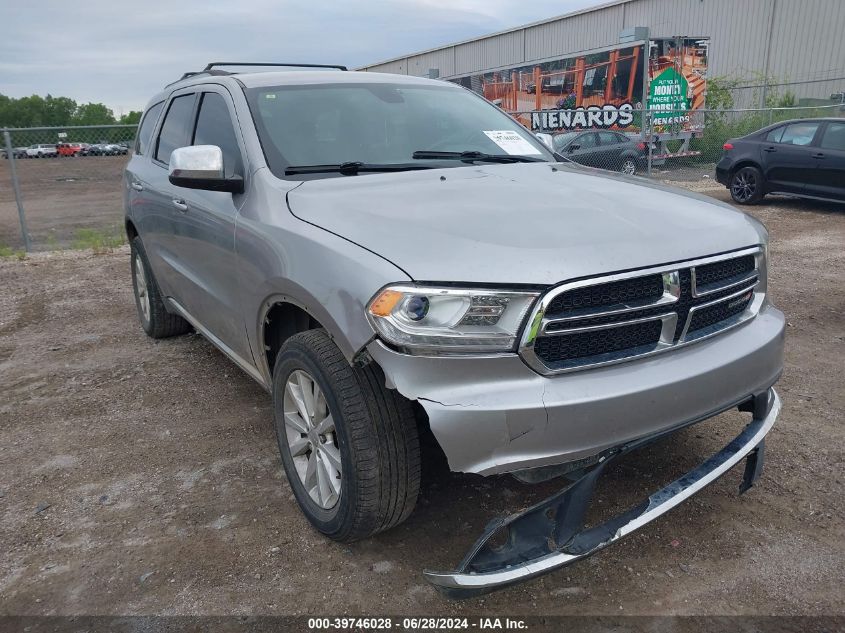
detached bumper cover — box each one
[424,389,780,599]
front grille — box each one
[534,320,663,365]
[688,290,754,334]
[695,255,755,290]
[546,274,664,317]
[524,250,760,373]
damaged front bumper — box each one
[423,388,781,599]
[368,304,785,476]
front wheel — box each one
[730,166,765,204]
[273,329,420,543]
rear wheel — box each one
[620,157,637,175]
[273,329,420,542]
[130,236,191,338]
[730,166,764,204]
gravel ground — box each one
[0,189,843,617]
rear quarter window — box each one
[765,127,784,143]
[135,101,164,156]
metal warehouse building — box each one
[358,0,845,107]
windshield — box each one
[245,82,553,178]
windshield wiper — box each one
[285,161,435,176]
[412,150,546,163]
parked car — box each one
[0,146,28,159]
[716,118,845,203]
[82,143,121,156]
[24,144,58,158]
[57,142,86,157]
[83,143,111,156]
[126,64,783,598]
[553,129,648,174]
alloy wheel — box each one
[621,159,636,175]
[133,253,150,322]
[731,169,757,203]
[282,369,342,509]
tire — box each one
[130,236,191,338]
[273,329,420,542]
[620,157,637,175]
[730,166,765,204]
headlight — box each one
[367,285,539,354]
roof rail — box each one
[165,69,232,89]
[202,62,348,71]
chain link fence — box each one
[1,124,137,252]
[1,105,843,252]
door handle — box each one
[812,153,825,159]
[171,198,188,212]
[763,146,776,153]
[130,181,144,191]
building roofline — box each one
[355,0,633,70]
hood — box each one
[286,163,766,285]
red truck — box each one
[56,142,86,157]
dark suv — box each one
[716,118,845,204]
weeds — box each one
[0,245,27,260]
[71,228,126,253]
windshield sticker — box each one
[483,130,543,155]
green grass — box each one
[0,245,27,260]
[71,228,126,253]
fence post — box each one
[645,110,653,178]
[3,129,31,252]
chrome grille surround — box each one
[519,247,765,375]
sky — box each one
[0,0,606,116]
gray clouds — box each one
[0,0,601,114]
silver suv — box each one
[124,63,784,598]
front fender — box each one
[235,172,411,381]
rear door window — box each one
[155,94,196,165]
[820,122,845,151]
[578,133,599,149]
[597,132,620,146]
[777,122,821,146]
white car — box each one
[25,144,58,158]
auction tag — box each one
[483,130,542,155]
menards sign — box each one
[648,66,691,124]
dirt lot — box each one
[0,155,129,251]
[0,188,843,618]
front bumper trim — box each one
[423,389,781,599]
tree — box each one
[119,110,142,125]
[71,102,116,126]
[0,93,137,128]
[43,95,78,127]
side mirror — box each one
[169,145,243,194]
[534,133,554,151]
[568,144,580,153]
